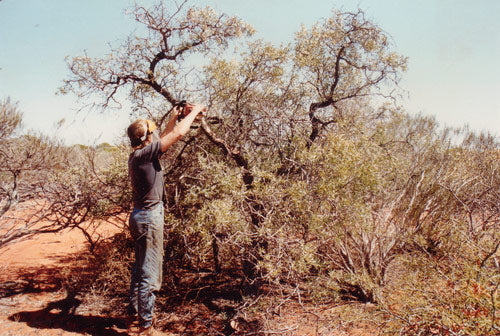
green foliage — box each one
[294,9,407,105]
[58,2,500,335]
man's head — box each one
[127,119,158,148]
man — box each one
[126,103,205,335]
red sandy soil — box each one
[0,220,127,336]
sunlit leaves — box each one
[294,9,407,103]
[204,40,288,105]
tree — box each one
[61,1,409,287]
[294,9,407,144]
[61,0,258,203]
[0,98,71,221]
[0,98,129,250]
[61,1,254,109]
[61,0,265,280]
[0,98,74,247]
[59,3,500,334]
[0,98,23,217]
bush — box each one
[381,222,499,335]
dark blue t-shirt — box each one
[128,141,164,209]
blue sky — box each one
[1,0,499,145]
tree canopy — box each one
[55,2,500,334]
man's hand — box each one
[184,103,206,122]
[184,103,205,115]
[160,103,207,152]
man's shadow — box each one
[9,290,129,336]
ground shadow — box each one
[2,234,263,335]
[9,310,128,336]
[1,238,131,335]
[0,249,95,299]
[7,283,129,336]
